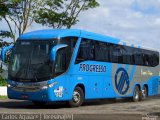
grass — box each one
[0,76,7,86]
[0,95,8,99]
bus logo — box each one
[115,68,130,95]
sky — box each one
[1,0,160,51]
[73,0,160,51]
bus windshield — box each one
[8,37,77,82]
[8,40,54,82]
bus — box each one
[1,29,160,107]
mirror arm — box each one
[50,44,68,77]
[50,44,68,62]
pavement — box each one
[0,96,160,120]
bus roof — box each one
[18,29,120,44]
[18,29,159,52]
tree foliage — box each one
[0,30,12,38]
[0,0,99,43]
[35,0,99,29]
[0,0,44,42]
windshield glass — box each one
[8,40,54,82]
[8,37,78,82]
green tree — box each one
[35,0,99,29]
[0,0,44,43]
[0,0,99,43]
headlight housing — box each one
[7,84,11,87]
[41,82,58,90]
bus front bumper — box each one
[7,87,54,102]
[7,80,71,102]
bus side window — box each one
[76,39,94,63]
[143,53,149,66]
[95,42,109,62]
[149,53,159,67]
[123,46,132,65]
[111,45,123,63]
[134,49,144,66]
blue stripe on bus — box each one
[118,72,125,92]
[117,72,124,91]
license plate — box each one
[21,95,29,99]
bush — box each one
[0,76,7,86]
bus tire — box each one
[68,87,84,107]
[133,86,140,102]
[32,101,47,106]
[140,86,148,101]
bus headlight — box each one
[7,84,11,88]
[7,84,15,88]
[41,86,48,90]
[41,82,58,90]
[48,82,58,88]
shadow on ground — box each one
[0,96,158,109]
[0,98,141,109]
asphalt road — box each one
[0,96,160,120]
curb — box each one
[0,86,7,96]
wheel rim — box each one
[134,90,139,100]
[142,87,147,99]
[73,91,81,103]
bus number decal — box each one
[115,68,130,95]
[79,64,106,73]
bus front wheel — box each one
[132,86,140,102]
[68,87,84,107]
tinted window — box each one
[76,39,94,63]
[123,46,133,64]
[95,41,110,62]
[133,49,144,66]
[110,44,124,63]
[149,51,159,67]
[75,38,159,67]
[55,37,77,76]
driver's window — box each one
[55,48,67,75]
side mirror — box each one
[50,44,68,62]
[1,45,14,62]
